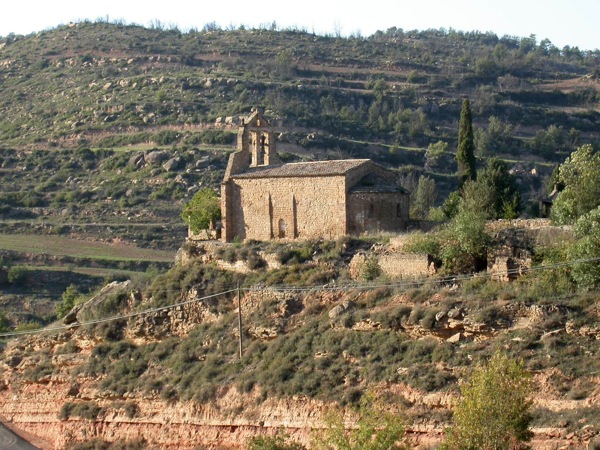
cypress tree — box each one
[457,99,476,185]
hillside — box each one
[1,22,599,234]
[1,22,598,152]
[0,231,599,448]
[1,22,598,276]
[0,21,600,449]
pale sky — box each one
[1,0,599,51]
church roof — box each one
[232,159,372,179]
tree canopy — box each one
[568,206,600,290]
[181,188,222,233]
[443,352,533,450]
[551,144,600,225]
[461,158,521,220]
[456,99,477,185]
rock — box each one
[248,326,279,340]
[51,353,87,367]
[145,150,169,165]
[447,307,464,319]
[328,300,354,320]
[352,319,381,331]
[128,153,145,168]
[195,156,211,169]
[62,305,83,325]
[75,281,131,323]
[163,157,182,172]
[447,332,463,343]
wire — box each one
[0,289,237,338]
[1,256,598,339]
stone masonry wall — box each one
[347,192,409,234]
[227,175,347,241]
[378,252,435,278]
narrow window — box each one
[396,203,402,217]
[278,219,286,239]
[368,203,374,218]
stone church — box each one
[221,110,409,242]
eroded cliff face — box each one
[1,362,597,449]
[1,283,599,449]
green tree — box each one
[56,284,86,318]
[439,207,491,274]
[457,99,476,185]
[312,393,406,450]
[425,140,448,171]
[551,144,600,225]
[181,188,222,233]
[443,352,533,450]
[461,158,521,219]
[412,175,438,219]
[567,206,600,290]
[7,265,27,286]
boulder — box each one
[195,156,211,169]
[145,150,169,165]
[328,300,354,320]
[163,157,182,172]
[128,153,144,167]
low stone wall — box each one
[349,252,434,280]
[378,253,435,279]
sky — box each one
[1,0,599,51]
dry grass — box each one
[0,234,174,262]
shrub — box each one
[56,284,86,318]
[442,352,533,450]
[68,438,147,450]
[59,401,103,420]
[247,434,306,450]
[7,266,28,286]
[359,257,382,281]
[0,312,10,332]
[312,392,406,450]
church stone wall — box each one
[347,192,409,234]
[227,175,348,241]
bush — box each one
[68,438,147,450]
[7,266,28,286]
[0,312,10,332]
[359,257,382,281]
[443,352,533,449]
[56,284,86,318]
[248,434,306,450]
[312,392,406,450]
[59,401,103,420]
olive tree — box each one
[181,188,221,233]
